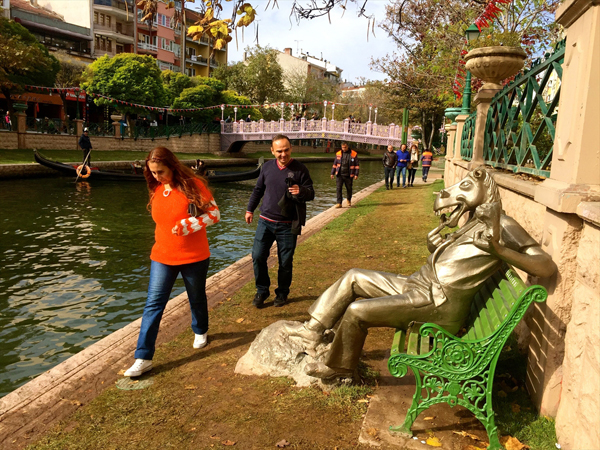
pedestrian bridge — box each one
[220,118,405,153]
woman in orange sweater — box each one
[124,147,220,377]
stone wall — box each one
[0,132,19,150]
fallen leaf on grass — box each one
[498,390,508,398]
[190,427,196,431]
[452,430,482,440]
[366,428,379,437]
[70,400,83,406]
[221,440,236,446]
[209,435,220,440]
[275,439,290,448]
[500,436,529,450]
[221,363,227,367]
[426,436,442,447]
[465,446,487,450]
[117,369,126,375]
[184,385,197,390]
[424,416,435,421]
[235,318,245,323]
[511,403,521,413]
[226,297,232,301]
[357,399,369,403]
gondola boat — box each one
[33,150,263,183]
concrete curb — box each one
[0,180,385,450]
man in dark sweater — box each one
[78,128,92,165]
[245,134,315,308]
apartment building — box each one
[182,8,227,77]
[277,48,343,83]
[93,0,135,58]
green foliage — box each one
[172,84,218,121]
[0,17,60,109]
[468,30,522,49]
[161,70,193,105]
[213,45,285,104]
[219,90,262,121]
[81,53,168,115]
[192,76,225,93]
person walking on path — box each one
[124,147,221,377]
[78,128,92,166]
[382,145,398,190]
[331,142,360,207]
[407,144,419,187]
[421,147,433,182]
[245,134,315,309]
[395,144,410,188]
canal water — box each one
[0,160,384,397]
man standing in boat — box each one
[245,134,315,308]
[78,128,92,166]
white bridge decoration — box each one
[220,118,405,152]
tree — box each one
[54,60,85,120]
[213,46,285,105]
[284,69,338,112]
[162,70,193,106]
[0,17,60,112]
[81,54,168,117]
[172,84,219,122]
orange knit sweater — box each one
[150,179,219,265]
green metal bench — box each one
[387,265,547,450]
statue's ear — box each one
[472,168,485,179]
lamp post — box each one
[290,104,294,120]
[221,104,225,121]
[323,100,328,118]
[374,107,378,125]
[234,107,238,122]
[461,23,480,114]
[368,105,372,122]
[75,89,80,120]
[280,102,285,120]
[331,104,335,121]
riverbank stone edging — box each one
[0,179,385,450]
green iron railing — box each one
[26,117,76,135]
[483,40,565,177]
[86,121,115,137]
[460,111,476,161]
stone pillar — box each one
[279,118,285,132]
[300,117,306,132]
[546,0,600,448]
[259,119,264,132]
[220,120,225,133]
[470,89,499,168]
[343,118,349,133]
[445,124,457,160]
[321,117,328,131]
[366,121,372,136]
[16,112,27,149]
[112,121,121,139]
[75,119,83,137]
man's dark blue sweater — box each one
[247,159,314,231]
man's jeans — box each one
[134,258,210,360]
[422,166,431,181]
[384,167,395,188]
[252,218,297,298]
[395,166,407,187]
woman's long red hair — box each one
[144,147,211,211]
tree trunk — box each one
[2,87,14,114]
[429,113,436,152]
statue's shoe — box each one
[283,322,323,344]
[305,362,353,380]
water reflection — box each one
[0,160,383,396]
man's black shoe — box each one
[274,294,288,307]
[252,292,269,308]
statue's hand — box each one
[473,202,502,255]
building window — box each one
[94,12,98,24]
[116,44,124,54]
[100,14,105,26]
[107,16,111,27]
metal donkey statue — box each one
[286,167,556,380]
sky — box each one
[200,0,399,84]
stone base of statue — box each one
[234,320,350,389]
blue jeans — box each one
[135,258,210,360]
[395,166,407,187]
[252,218,297,298]
[422,166,431,181]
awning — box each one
[14,17,93,41]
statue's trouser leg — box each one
[308,268,409,330]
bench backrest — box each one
[462,264,527,341]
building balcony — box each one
[186,35,210,46]
[138,42,158,52]
[93,0,135,20]
[187,55,208,66]
[94,24,135,43]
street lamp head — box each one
[324,100,328,107]
[465,23,481,42]
[221,104,225,110]
[234,107,238,112]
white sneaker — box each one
[193,333,208,349]
[124,359,153,377]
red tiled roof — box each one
[11,0,65,22]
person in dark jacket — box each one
[382,145,398,190]
[78,128,92,165]
[246,134,315,308]
[331,142,360,207]
[395,144,410,188]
